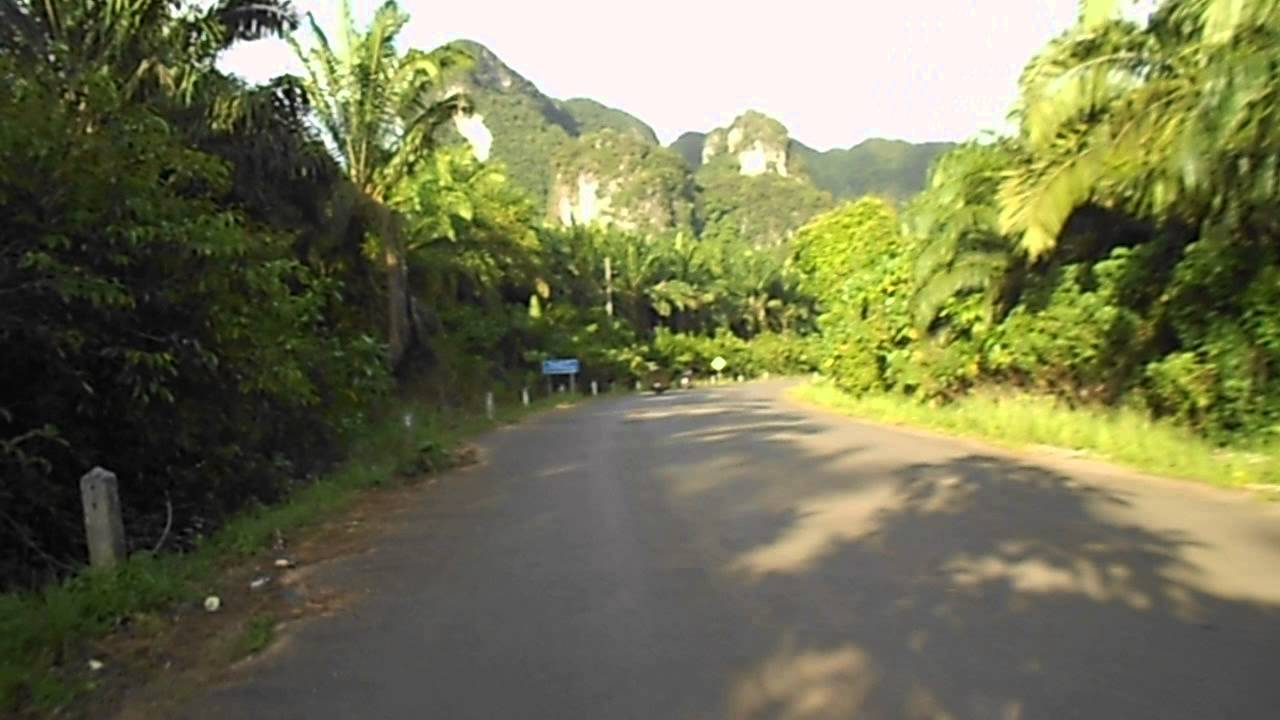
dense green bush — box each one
[983,254,1140,399]
[0,67,390,589]
[646,329,817,379]
[789,198,916,395]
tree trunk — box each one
[385,242,410,371]
[381,210,413,373]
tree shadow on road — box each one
[639,392,1280,720]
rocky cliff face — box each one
[547,130,695,234]
[669,115,953,201]
[451,110,493,162]
[687,112,833,246]
[436,40,659,206]
[432,40,950,239]
[701,111,793,177]
[542,110,830,244]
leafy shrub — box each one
[0,68,389,590]
[983,254,1139,399]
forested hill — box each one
[792,138,957,200]
[437,39,948,220]
[671,132,953,202]
[435,39,660,206]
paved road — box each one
[188,382,1280,719]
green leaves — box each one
[0,36,399,596]
[1001,0,1280,257]
[291,0,467,201]
[787,198,917,395]
[1079,0,1123,28]
[910,252,1009,332]
[1201,0,1267,44]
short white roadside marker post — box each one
[81,467,126,570]
[591,380,598,396]
[522,387,530,407]
[403,412,414,461]
[485,391,495,420]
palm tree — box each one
[998,0,1280,258]
[0,0,297,102]
[290,0,470,369]
[908,140,1018,333]
[397,146,542,310]
[722,244,787,336]
[0,0,326,224]
[608,232,668,334]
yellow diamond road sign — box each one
[711,356,727,372]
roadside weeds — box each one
[789,380,1280,496]
[0,390,598,719]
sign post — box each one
[541,358,580,394]
[711,355,727,384]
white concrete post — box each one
[402,412,414,462]
[485,391,495,420]
[590,380,598,396]
[80,467,126,569]
[521,387,530,407]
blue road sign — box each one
[541,358,580,375]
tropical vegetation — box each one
[796,0,1280,457]
[3,0,1280,711]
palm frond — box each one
[911,252,1009,331]
[1080,0,1121,28]
[1016,26,1157,152]
[208,0,297,45]
[1201,0,1279,44]
[289,22,351,171]
[913,232,958,285]
[999,135,1106,258]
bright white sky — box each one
[219,0,1090,150]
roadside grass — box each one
[230,614,278,661]
[0,389,596,715]
[790,380,1280,490]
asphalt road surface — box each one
[187,381,1280,719]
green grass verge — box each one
[0,390,596,715]
[230,614,277,661]
[790,380,1280,490]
